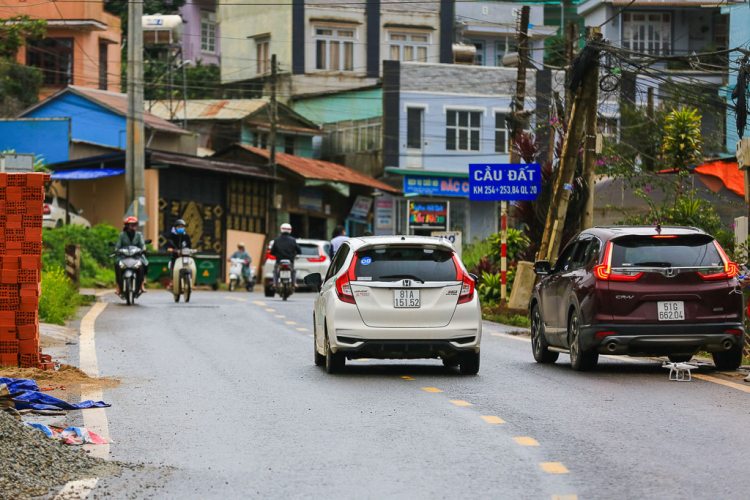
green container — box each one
[147,253,172,283]
[146,252,222,289]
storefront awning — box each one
[51,168,125,180]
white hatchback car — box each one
[43,195,91,229]
[304,236,482,374]
[263,238,332,297]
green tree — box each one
[0,15,46,117]
[0,15,46,58]
[662,107,702,172]
[142,59,222,100]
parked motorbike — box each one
[110,239,151,306]
[277,260,294,301]
[171,248,197,303]
[228,258,255,292]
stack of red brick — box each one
[0,172,52,370]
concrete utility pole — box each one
[645,86,654,170]
[564,21,577,120]
[267,54,278,237]
[126,0,145,219]
[538,30,602,262]
[580,32,600,230]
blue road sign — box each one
[468,163,541,201]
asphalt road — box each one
[67,289,750,499]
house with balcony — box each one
[177,0,221,66]
[723,3,749,152]
[1,0,121,97]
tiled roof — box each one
[236,144,399,193]
[68,86,190,135]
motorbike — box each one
[110,239,151,306]
[228,258,255,292]
[277,260,294,301]
[171,247,197,303]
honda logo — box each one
[402,279,412,287]
[662,268,679,278]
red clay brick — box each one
[0,353,18,367]
[16,325,37,341]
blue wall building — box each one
[0,118,70,165]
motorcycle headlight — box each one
[118,262,125,268]
[134,262,141,268]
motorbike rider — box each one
[270,223,301,288]
[166,219,192,289]
[115,216,148,294]
[228,242,252,284]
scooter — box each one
[277,260,294,301]
[171,247,197,303]
[228,258,255,292]
[110,240,152,306]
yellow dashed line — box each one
[285,321,297,325]
[265,308,276,312]
[540,463,569,474]
[693,374,750,394]
[449,400,472,406]
[421,387,443,393]
[275,315,285,318]
[252,301,266,306]
[402,376,415,381]
[224,296,247,302]
[513,437,540,446]
[552,496,578,500]
[480,416,506,424]
[296,328,309,332]
[308,334,314,338]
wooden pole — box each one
[564,21,577,121]
[510,5,531,165]
[581,36,600,230]
[501,201,507,301]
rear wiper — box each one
[379,274,425,283]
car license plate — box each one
[280,271,291,279]
[394,289,420,308]
[657,301,684,321]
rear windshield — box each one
[299,244,320,256]
[354,247,457,282]
[611,236,723,268]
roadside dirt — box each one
[0,364,119,390]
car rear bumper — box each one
[333,339,479,359]
[581,323,745,355]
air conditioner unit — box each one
[736,138,750,170]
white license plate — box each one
[280,271,292,279]
[394,289,420,308]
[657,301,684,321]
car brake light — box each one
[725,329,743,337]
[652,235,677,238]
[594,242,642,281]
[452,254,475,304]
[594,331,616,339]
[307,247,327,263]
[699,241,738,280]
[335,253,357,304]
[43,205,51,215]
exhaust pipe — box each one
[723,339,733,350]
[606,342,618,352]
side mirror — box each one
[534,260,551,276]
[77,209,84,215]
[469,273,479,282]
[145,239,153,244]
[304,273,323,292]
[108,241,115,247]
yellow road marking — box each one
[422,387,443,393]
[275,315,285,318]
[357,358,371,361]
[449,400,472,406]
[693,374,750,394]
[402,376,415,381]
[540,463,569,474]
[480,416,506,424]
[265,308,276,312]
[286,321,297,325]
[252,301,266,306]
[513,437,540,446]
[79,302,110,459]
[492,332,531,343]
[296,328,309,332]
[225,296,247,302]
[308,334,314,338]
[552,496,578,500]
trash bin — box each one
[146,253,172,285]
[194,253,221,290]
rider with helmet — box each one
[270,223,301,288]
[166,219,192,289]
[115,216,148,293]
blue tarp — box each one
[51,168,124,180]
[0,377,110,411]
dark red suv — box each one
[529,226,744,371]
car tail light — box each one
[725,329,743,337]
[43,205,51,215]
[652,235,677,238]
[452,254,475,304]
[307,247,327,263]
[594,331,616,339]
[335,253,357,304]
[280,262,291,270]
[699,241,738,280]
[594,242,642,281]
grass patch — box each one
[40,267,92,325]
[484,313,531,328]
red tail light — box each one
[280,263,291,270]
[652,235,677,238]
[43,205,51,215]
[266,250,275,261]
[699,241,738,280]
[335,252,357,304]
[307,246,327,263]
[452,254,475,304]
[594,242,642,282]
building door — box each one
[406,107,424,169]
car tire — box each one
[459,351,480,375]
[531,304,559,364]
[569,310,598,371]
[325,334,345,374]
[712,348,742,371]
[667,355,693,363]
[264,287,274,298]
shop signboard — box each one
[403,175,470,197]
[348,195,373,221]
[375,199,393,230]
[468,164,541,201]
[408,201,448,231]
[299,188,323,211]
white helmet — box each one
[280,223,292,234]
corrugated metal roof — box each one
[237,144,399,193]
[149,150,276,180]
[246,121,325,135]
[147,99,268,121]
[69,86,190,135]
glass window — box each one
[315,27,355,71]
[26,38,73,86]
[623,11,671,55]
[326,244,350,282]
[611,236,723,268]
[200,11,217,53]
[256,39,270,74]
[473,42,484,65]
[554,241,580,273]
[407,108,423,149]
[353,247,457,282]
[284,136,295,155]
[446,110,481,151]
[387,32,430,62]
[495,112,509,153]
[98,42,108,90]
[496,37,517,66]
[299,244,320,256]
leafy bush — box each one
[617,190,722,237]
[462,239,491,272]
[478,271,503,305]
[39,267,88,325]
[42,224,120,287]
[488,228,529,263]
